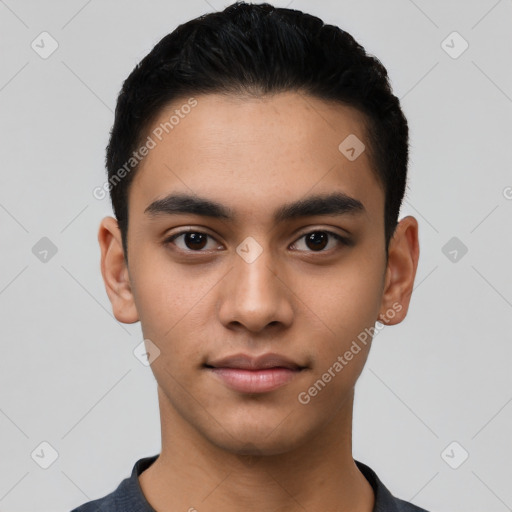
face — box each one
[99,92,418,456]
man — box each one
[74,2,425,510]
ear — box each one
[97,216,139,324]
[377,216,419,325]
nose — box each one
[217,241,294,334]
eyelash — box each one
[163,229,351,254]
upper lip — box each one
[205,353,304,370]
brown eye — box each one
[165,231,220,252]
[305,232,328,251]
[291,230,349,253]
[183,232,208,250]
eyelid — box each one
[164,227,221,252]
[290,229,351,252]
[164,226,351,254]
[293,225,351,241]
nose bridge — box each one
[218,235,293,331]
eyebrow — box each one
[144,191,365,223]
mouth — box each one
[204,353,307,394]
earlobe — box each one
[378,216,420,326]
[97,216,139,324]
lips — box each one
[206,353,303,371]
[204,353,306,393]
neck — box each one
[139,386,374,512]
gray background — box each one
[1,1,511,511]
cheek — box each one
[131,274,176,332]
[294,264,383,411]
[297,255,384,349]
[329,274,382,336]
[129,253,218,365]
[130,244,194,318]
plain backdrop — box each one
[1,1,511,511]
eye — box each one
[164,230,221,252]
[164,228,350,254]
[290,230,349,252]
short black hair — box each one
[106,1,409,262]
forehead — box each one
[129,92,383,225]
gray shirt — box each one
[70,454,430,512]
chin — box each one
[215,433,306,457]
[199,412,314,457]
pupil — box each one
[186,233,207,250]
[307,232,327,251]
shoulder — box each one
[69,477,131,512]
[394,496,430,511]
[354,459,431,512]
[69,455,159,512]
[70,488,119,511]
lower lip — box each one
[207,367,301,393]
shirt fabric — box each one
[70,454,430,512]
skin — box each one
[98,91,419,512]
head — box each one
[98,2,419,457]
